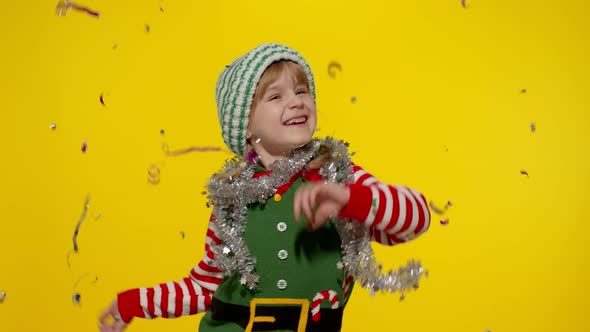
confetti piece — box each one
[351,96,357,103]
[461,0,466,8]
[160,6,164,12]
[520,169,529,177]
[99,93,106,106]
[72,195,90,252]
[429,201,446,215]
[530,122,536,133]
[67,250,74,269]
[72,274,98,305]
[145,24,151,33]
[440,219,449,225]
[180,231,185,239]
[0,290,5,303]
[112,43,118,50]
[73,274,98,290]
[81,141,88,153]
[148,165,160,176]
[327,61,342,79]
[95,213,101,221]
[430,200,452,216]
[521,89,527,94]
[160,129,165,135]
[148,164,161,185]
[55,0,100,17]
[162,144,224,157]
[50,123,57,130]
[55,1,68,15]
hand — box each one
[99,299,127,332]
[293,182,350,231]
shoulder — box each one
[315,137,359,183]
[209,156,243,178]
[321,136,364,169]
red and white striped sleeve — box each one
[116,213,225,323]
[338,163,431,246]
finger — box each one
[309,183,326,213]
[305,185,317,225]
[313,203,337,231]
[98,323,112,332]
[114,320,127,331]
[99,307,112,325]
[301,186,314,226]
[309,183,320,210]
[310,185,331,228]
[293,185,303,223]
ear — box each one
[246,121,254,139]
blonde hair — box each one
[217,60,330,181]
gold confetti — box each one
[327,61,342,78]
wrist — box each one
[338,184,372,221]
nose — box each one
[287,93,304,109]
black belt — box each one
[210,297,343,332]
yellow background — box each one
[1,0,589,331]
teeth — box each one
[285,116,306,125]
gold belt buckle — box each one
[245,298,310,332]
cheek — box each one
[304,99,316,112]
[251,107,278,125]
[308,117,317,129]
[252,111,283,134]
[306,103,317,120]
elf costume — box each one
[116,43,431,332]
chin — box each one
[284,136,313,150]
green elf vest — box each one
[199,171,353,332]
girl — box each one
[99,43,431,332]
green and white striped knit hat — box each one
[215,43,316,157]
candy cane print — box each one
[311,290,339,322]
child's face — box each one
[247,68,317,156]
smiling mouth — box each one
[283,116,308,126]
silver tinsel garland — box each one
[206,137,426,298]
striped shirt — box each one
[116,163,430,323]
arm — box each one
[339,163,431,245]
[116,214,224,323]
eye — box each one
[268,95,280,101]
[296,89,307,95]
